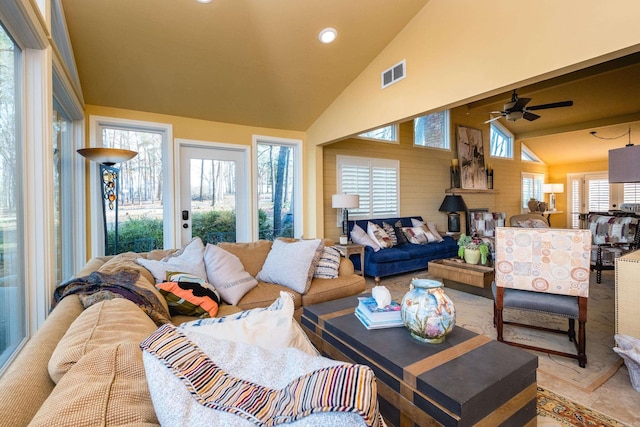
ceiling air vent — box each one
[381,60,406,89]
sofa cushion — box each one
[135,237,207,283]
[368,246,411,263]
[32,341,158,426]
[381,222,398,246]
[367,221,393,249]
[236,281,303,311]
[350,224,381,251]
[313,246,341,279]
[180,291,317,356]
[257,239,324,294]
[411,218,444,242]
[217,240,273,277]
[401,226,436,244]
[48,298,158,384]
[301,275,366,307]
[394,220,409,245]
[141,325,379,427]
[203,243,258,305]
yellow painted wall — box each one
[307,0,640,237]
[323,107,548,240]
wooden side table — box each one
[334,243,365,276]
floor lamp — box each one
[332,194,360,243]
[78,148,138,255]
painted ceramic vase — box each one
[401,279,456,343]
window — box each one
[52,100,72,285]
[490,122,513,159]
[623,183,640,203]
[255,137,302,240]
[414,111,450,149]
[358,124,398,143]
[91,117,174,255]
[521,143,543,163]
[521,172,544,210]
[336,155,399,219]
[0,23,25,371]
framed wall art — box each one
[457,125,487,190]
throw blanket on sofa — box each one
[53,270,172,325]
[141,324,383,427]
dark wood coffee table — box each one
[301,295,538,427]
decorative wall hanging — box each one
[456,126,487,190]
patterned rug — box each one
[537,387,627,426]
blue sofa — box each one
[347,216,458,284]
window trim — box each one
[521,143,544,163]
[89,116,174,254]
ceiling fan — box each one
[485,89,573,123]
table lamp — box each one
[439,194,467,234]
[332,194,360,240]
[543,183,564,211]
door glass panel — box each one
[0,23,25,370]
[52,100,71,284]
[256,143,295,240]
[102,128,163,254]
[189,158,237,244]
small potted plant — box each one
[457,234,490,265]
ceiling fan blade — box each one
[523,111,540,121]
[484,115,503,124]
[526,100,573,111]
[511,97,531,111]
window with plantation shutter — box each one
[588,178,609,211]
[337,155,399,219]
[521,172,544,210]
[623,183,640,203]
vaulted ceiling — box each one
[60,0,640,165]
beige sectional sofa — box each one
[0,239,366,426]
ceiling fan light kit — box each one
[486,89,573,123]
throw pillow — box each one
[411,218,444,242]
[141,325,381,427]
[367,221,392,249]
[350,224,381,251]
[381,222,398,246]
[33,342,158,426]
[157,272,221,318]
[394,220,409,245]
[256,239,324,294]
[402,226,436,244]
[203,243,258,305]
[48,298,157,384]
[135,237,207,283]
[313,246,341,279]
[180,291,317,356]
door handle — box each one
[182,210,189,220]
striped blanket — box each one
[141,324,383,426]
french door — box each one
[179,143,250,246]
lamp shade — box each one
[439,195,467,212]
[77,148,138,166]
[609,145,640,183]
[543,183,564,193]
[332,194,360,209]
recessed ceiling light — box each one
[318,28,337,44]
[196,0,213,3]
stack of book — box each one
[355,296,404,329]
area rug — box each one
[371,270,622,393]
[537,387,627,426]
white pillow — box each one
[135,237,207,283]
[142,327,379,427]
[411,218,444,242]
[203,243,258,305]
[256,239,323,294]
[350,224,381,252]
[367,222,392,249]
[180,291,317,356]
[313,246,341,279]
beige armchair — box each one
[493,227,592,367]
